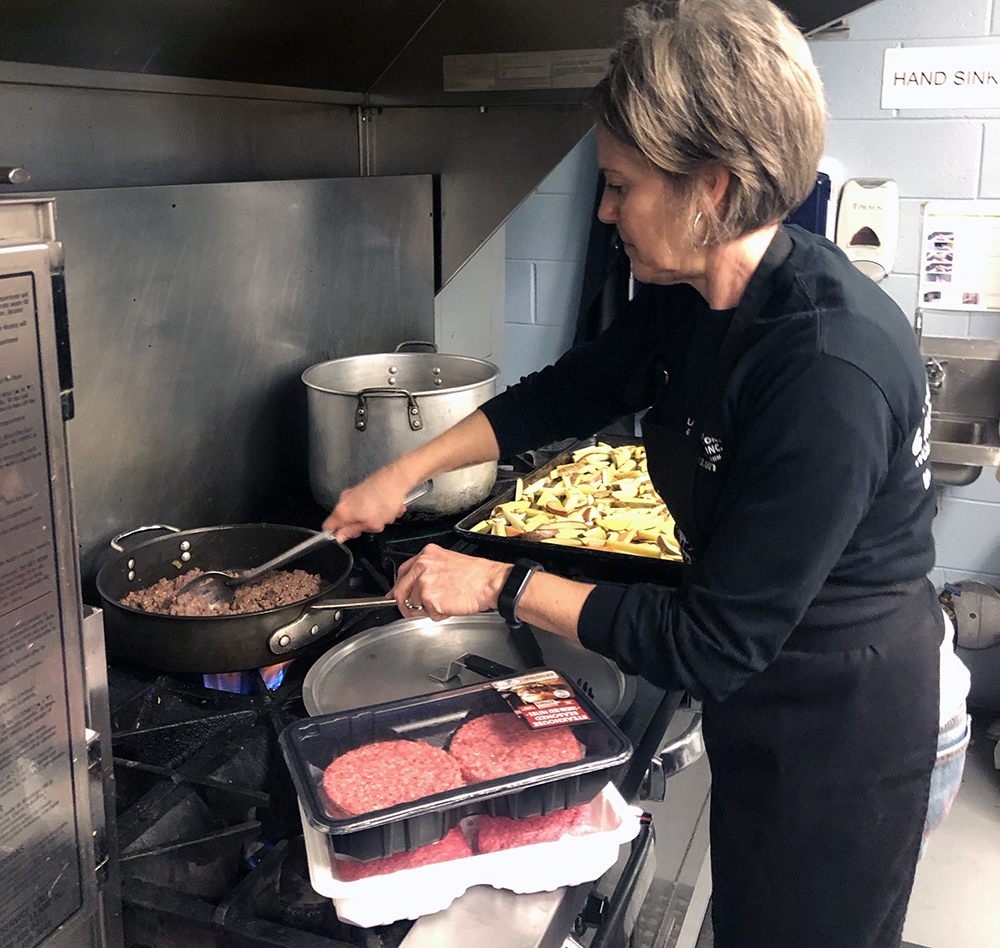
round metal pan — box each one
[96,523,398,673]
[302,613,635,721]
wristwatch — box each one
[497,558,544,627]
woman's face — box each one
[595,124,704,287]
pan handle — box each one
[267,594,399,656]
[110,524,181,552]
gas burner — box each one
[107,656,413,947]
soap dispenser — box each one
[835,178,899,281]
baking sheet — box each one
[454,436,685,586]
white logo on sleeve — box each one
[911,385,932,490]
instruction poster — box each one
[918,200,1000,311]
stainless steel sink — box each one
[920,337,1000,486]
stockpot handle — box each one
[355,387,423,432]
[638,712,704,802]
[110,524,181,552]
[394,340,438,352]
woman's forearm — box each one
[389,409,500,486]
[511,570,595,644]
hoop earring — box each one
[692,211,709,249]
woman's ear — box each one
[702,165,731,210]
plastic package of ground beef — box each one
[278,669,632,862]
[299,783,641,927]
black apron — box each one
[640,228,940,948]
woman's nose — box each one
[597,191,616,224]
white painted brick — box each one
[810,38,894,120]
[879,273,919,315]
[921,311,972,336]
[927,566,948,591]
[503,323,575,389]
[968,312,1000,336]
[895,199,925,275]
[932,497,1000,572]
[992,0,1000,34]
[847,0,990,42]
[534,259,585,327]
[980,121,1000,197]
[825,119,981,197]
[505,192,593,262]
[536,131,597,195]
[504,261,534,325]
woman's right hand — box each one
[322,464,417,542]
[322,409,501,542]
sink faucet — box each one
[925,356,947,390]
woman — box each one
[325,2,944,945]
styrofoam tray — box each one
[300,782,641,928]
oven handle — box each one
[638,712,704,803]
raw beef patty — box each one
[322,740,464,817]
[476,803,593,853]
[335,826,473,881]
[448,713,584,783]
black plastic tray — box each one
[279,670,632,861]
[454,436,685,585]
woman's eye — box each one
[605,183,623,194]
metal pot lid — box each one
[302,613,634,721]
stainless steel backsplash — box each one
[48,176,434,590]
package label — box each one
[492,671,591,728]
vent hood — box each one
[1,1,871,98]
[0,0,877,285]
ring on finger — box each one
[404,599,424,611]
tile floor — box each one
[902,707,1000,948]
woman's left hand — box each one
[391,544,510,621]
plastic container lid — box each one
[279,669,633,861]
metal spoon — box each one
[173,480,432,609]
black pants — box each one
[703,581,940,948]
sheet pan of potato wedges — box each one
[454,437,685,583]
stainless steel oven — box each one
[0,197,122,948]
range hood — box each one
[0,0,877,285]
[2,1,870,98]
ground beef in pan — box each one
[476,803,592,853]
[447,712,585,784]
[321,739,465,818]
[120,567,323,617]
[333,826,473,881]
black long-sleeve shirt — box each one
[481,226,936,702]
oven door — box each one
[0,199,120,948]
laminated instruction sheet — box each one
[918,200,1000,312]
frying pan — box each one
[96,523,399,673]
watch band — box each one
[497,558,544,627]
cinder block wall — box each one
[502,131,597,389]
[811,0,1000,598]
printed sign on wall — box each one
[882,46,1000,109]
[918,201,1000,312]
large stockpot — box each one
[302,344,499,516]
[96,524,399,673]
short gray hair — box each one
[591,0,826,243]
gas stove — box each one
[103,458,703,948]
